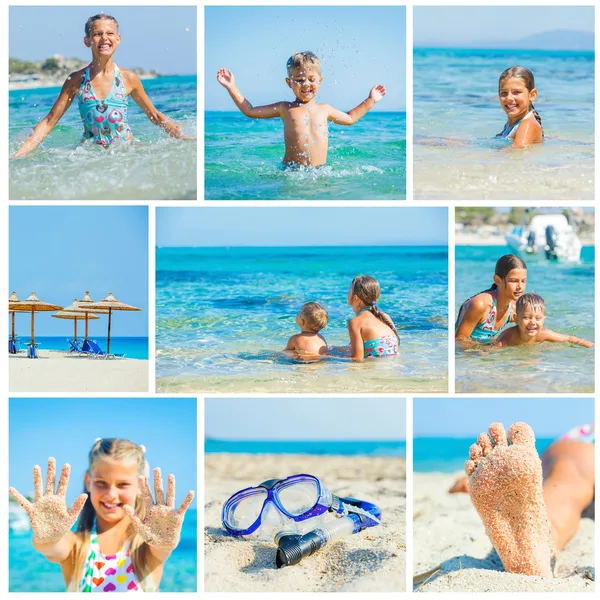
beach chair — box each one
[86,339,107,359]
[68,339,88,356]
[27,343,39,359]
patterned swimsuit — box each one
[457,289,513,343]
[78,64,132,147]
[77,521,156,592]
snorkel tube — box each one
[274,496,381,568]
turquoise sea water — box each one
[205,440,405,456]
[13,336,149,359]
[455,245,595,392]
[414,48,594,199]
[156,246,448,392]
[413,437,554,473]
[9,510,197,592]
[10,75,197,200]
[205,111,406,200]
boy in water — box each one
[285,302,328,357]
[495,293,593,348]
[217,51,386,167]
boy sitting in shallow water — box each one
[285,302,328,358]
[217,51,386,167]
[495,293,593,348]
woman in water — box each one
[14,14,193,157]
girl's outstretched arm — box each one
[347,318,364,361]
[13,74,80,158]
[9,457,87,563]
[128,72,195,140]
[123,468,194,564]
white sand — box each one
[9,350,148,392]
[205,453,405,592]
[414,472,594,592]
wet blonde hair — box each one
[85,14,119,37]
[71,438,150,591]
[516,292,546,316]
[351,275,400,342]
[298,302,328,332]
[286,51,321,77]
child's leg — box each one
[541,439,594,551]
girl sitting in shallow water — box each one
[496,66,544,147]
[9,438,194,592]
[14,14,194,157]
[347,275,399,360]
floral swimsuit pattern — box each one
[364,336,399,358]
[78,64,132,147]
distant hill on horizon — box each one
[416,29,594,51]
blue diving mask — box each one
[222,473,381,566]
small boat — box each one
[505,212,582,262]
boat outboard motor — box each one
[545,225,559,260]
[527,231,536,253]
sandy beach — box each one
[205,453,406,592]
[414,472,594,592]
[9,350,148,392]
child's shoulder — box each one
[65,67,86,89]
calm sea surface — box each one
[414,49,594,199]
[413,437,554,473]
[9,510,196,592]
[156,246,448,392]
[10,75,197,200]
[455,245,594,392]
[205,440,406,457]
[12,336,149,360]
[205,111,406,200]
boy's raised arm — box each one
[217,68,282,119]
[327,84,386,126]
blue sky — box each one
[414,397,594,438]
[9,398,197,508]
[414,6,594,47]
[205,6,405,111]
[9,206,148,337]
[9,6,197,74]
[206,397,405,441]
[157,208,447,247]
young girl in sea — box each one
[347,275,399,360]
[14,14,194,157]
[455,254,527,346]
[9,438,194,592]
[496,66,544,147]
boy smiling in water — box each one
[217,51,386,167]
[495,293,593,348]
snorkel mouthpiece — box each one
[275,514,360,567]
[275,531,324,567]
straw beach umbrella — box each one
[51,299,101,342]
[77,291,107,345]
[12,292,63,357]
[8,291,23,352]
[8,291,22,344]
[84,292,142,354]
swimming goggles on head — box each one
[222,473,381,567]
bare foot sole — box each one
[465,422,554,577]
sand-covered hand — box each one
[9,457,88,543]
[123,467,194,550]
